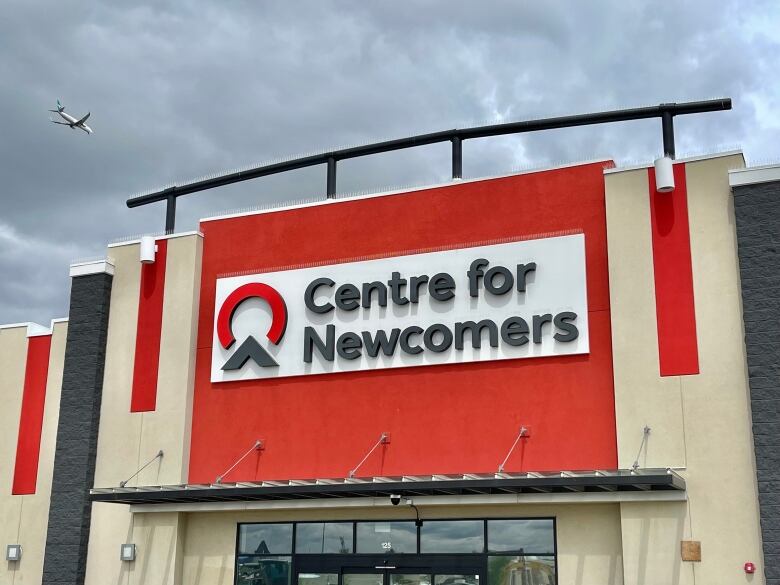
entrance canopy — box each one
[90,468,685,506]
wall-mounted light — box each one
[120,543,136,562]
[6,544,22,562]
[654,156,675,193]
[139,235,157,264]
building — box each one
[1,150,779,585]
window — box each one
[239,524,293,555]
[487,555,555,585]
[237,525,293,585]
[296,523,354,554]
[487,520,554,554]
[236,555,292,585]
[355,521,417,554]
[420,520,484,553]
[487,520,556,585]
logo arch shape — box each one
[217,282,288,350]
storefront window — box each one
[355,521,417,553]
[236,555,292,585]
[296,523,354,554]
[236,519,556,585]
[487,555,555,585]
[420,520,484,553]
[240,524,294,555]
[487,520,554,554]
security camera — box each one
[390,494,402,506]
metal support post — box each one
[327,157,337,197]
[165,194,176,234]
[661,111,675,159]
[451,136,462,179]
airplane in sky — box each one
[48,100,93,134]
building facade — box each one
[1,151,778,585]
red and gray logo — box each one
[217,283,288,370]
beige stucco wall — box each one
[179,503,623,585]
[0,325,27,583]
[605,153,764,584]
[85,233,202,585]
[0,320,67,585]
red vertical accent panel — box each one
[130,239,168,412]
[648,163,700,376]
[12,334,53,495]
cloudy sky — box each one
[1,0,778,325]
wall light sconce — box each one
[120,543,136,562]
[6,544,22,562]
[139,235,157,264]
[654,156,675,193]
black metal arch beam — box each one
[126,98,731,233]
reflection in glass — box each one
[420,520,484,553]
[390,574,432,585]
[296,523,353,554]
[434,575,479,585]
[488,555,555,585]
[240,524,294,554]
[236,555,292,585]
[344,575,383,585]
[298,574,338,585]
[356,521,417,553]
[487,520,554,554]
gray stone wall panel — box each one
[734,180,780,584]
[42,272,112,585]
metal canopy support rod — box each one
[127,98,731,232]
[348,433,390,478]
[498,426,530,473]
[216,439,264,484]
[119,450,163,488]
[632,426,652,471]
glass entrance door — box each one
[388,574,432,585]
[342,566,480,585]
[432,575,479,585]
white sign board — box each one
[212,233,588,381]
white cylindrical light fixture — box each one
[139,236,157,264]
[654,156,675,193]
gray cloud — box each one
[1,0,778,324]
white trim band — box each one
[69,259,115,278]
[729,163,780,188]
